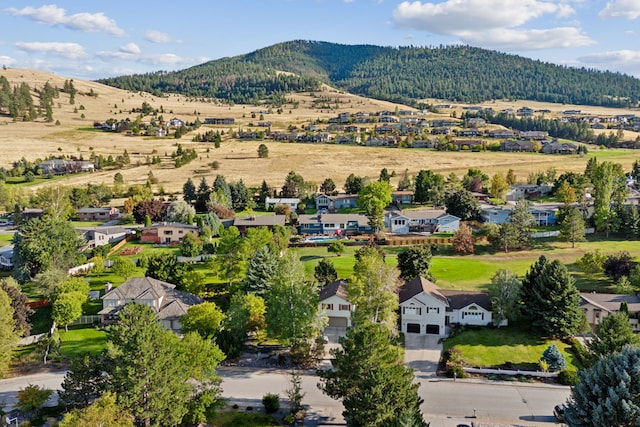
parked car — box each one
[554,404,566,422]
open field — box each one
[2,68,640,196]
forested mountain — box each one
[98,40,640,108]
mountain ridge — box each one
[97,40,640,108]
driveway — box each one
[404,333,443,379]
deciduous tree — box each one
[444,189,481,221]
[452,222,474,255]
[397,245,432,280]
[59,392,135,427]
[314,258,338,285]
[181,302,226,339]
[490,269,521,325]
[358,180,392,230]
[0,287,19,374]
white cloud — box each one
[599,0,640,19]
[0,56,17,66]
[15,41,87,59]
[392,0,568,34]
[96,50,192,66]
[391,0,589,50]
[120,43,141,54]
[7,4,125,36]
[463,27,595,50]
[138,53,186,66]
[144,30,174,44]
[578,50,640,77]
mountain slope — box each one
[98,40,640,108]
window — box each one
[403,306,422,316]
[339,304,351,311]
[322,303,334,310]
[164,230,173,235]
[394,219,406,225]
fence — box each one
[70,315,101,326]
[463,367,558,378]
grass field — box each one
[209,411,280,427]
[59,326,107,358]
[2,68,640,197]
[443,323,581,372]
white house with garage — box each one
[319,280,354,328]
[399,276,493,337]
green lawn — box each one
[59,326,107,358]
[443,323,581,372]
[0,232,15,246]
[71,221,107,227]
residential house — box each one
[542,142,577,154]
[467,117,486,127]
[0,245,13,270]
[506,184,552,201]
[77,226,132,248]
[315,193,359,212]
[233,215,286,233]
[265,197,300,211]
[38,159,94,175]
[481,203,557,226]
[520,130,549,140]
[452,139,483,150]
[297,213,373,236]
[154,128,167,137]
[167,118,184,127]
[500,140,535,152]
[580,292,640,332]
[385,210,460,234]
[517,107,534,117]
[19,208,44,222]
[471,192,490,202]
[399,276,492,336]
[488,129,517,139]
[458,129,482,137]
[411,140,437,149]
[391,191,414,206]
[99,277,203,333]
[319,280,354,328]
[140,222,199,244]
[77,207,122,221]
[204,117,235,125]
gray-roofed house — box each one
[580,292,640,332]
[77,207,122,221]
[76,226,133,248]
[319,280,353,328]
[99,277,203,333]
[0,245,14,270]
[399,276,492,336]
[233,215,286,233]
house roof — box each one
[440,290,492,312]
[580,292,640,313]
[390,209,451,220]
[266,197,300,205]
[77,207,113,214]
[316,193,359,201]
[100,277,203,319]
[298,213,368,226]
[147,222,199,230]
[319,280,349,301]
[233,215,286,227]
[399,276,449,305]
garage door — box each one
[406,323,421,334]
[425,324,440,335]
[328,317,348,327]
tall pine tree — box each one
[520,255,584,338]
[244,246,278,296]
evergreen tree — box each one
[444,189,481,221]
[508,200,535,249]
[397,245,432,280]
[183,178,196,204]
[320,178,338,195]
[559,207,586,248]
[565,346,640,426]
[413,169,445,205]
[59,354,109,409]
[587,311,640,359]
[379,168,391,183]
[540,344,567,371]
[281,170,305,198]
[259,180,271,206]
[397,169,412,191]
[344,173,364,194]
[318,321,426,427]
[244,246,278,296]
[314,258,338,285]
[520,256,584,338]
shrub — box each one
[540,344,567,372]
[262,393,280,414]
[558,369,579,385]
[603,251,634,281]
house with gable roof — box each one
[580,292,640,332]
[319,280,354,328]
[399,276,492,336]
[385,210,460,234]
[98,277,203,333]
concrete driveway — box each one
[404,333,443,379]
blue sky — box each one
[2,1,640,80]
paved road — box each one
[0,368,569,426]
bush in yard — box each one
[262,393,280,414]
[442,348,467,378]
[568,337,591,367]
[540,344,567,372]
[16,384,53,413]
[327,241,345,256]
[603,251,634,282]
[558,369,579,385]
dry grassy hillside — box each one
[1,68,639,194]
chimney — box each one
[105,282,113,292]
